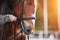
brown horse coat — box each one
[0,0,36,40]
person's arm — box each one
[0,15,9,24]
[0,15,17,24]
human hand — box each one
[5,15,17,22]
[8,15,17,22]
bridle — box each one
[14,0,35,40]
[0,0,35,40]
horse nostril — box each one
[27,29,30,32]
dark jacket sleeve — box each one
[0,15,10,24]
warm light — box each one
[58,0,60,32]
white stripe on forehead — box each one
[32,0,37,26]
[32,13,36,26]
[34,0,37,13]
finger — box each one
[8,15,17,22]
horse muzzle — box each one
[23,21,32,35]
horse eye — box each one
[27,2,32,5]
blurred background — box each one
[29,0,60,40]
[35,0,44,30]
[35,0,58,31]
